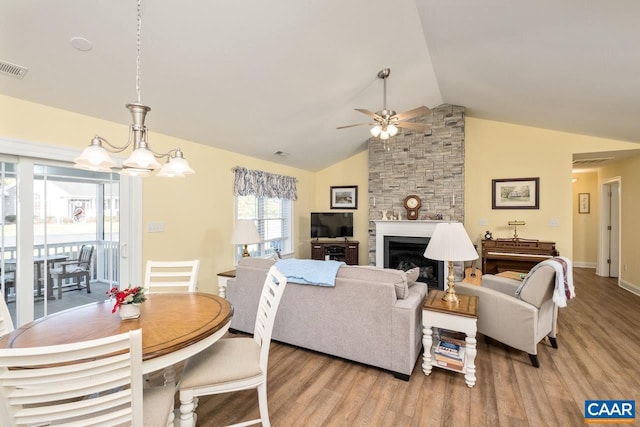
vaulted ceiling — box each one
[1,1,639,171]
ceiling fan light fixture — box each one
[370,125,382,137]
[379,130,390,140]
[387,124,398,137]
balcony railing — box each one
[1,241,119,286]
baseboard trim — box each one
[620,279,640,296]
[573,261,597,269]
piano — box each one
[482,238,559,274]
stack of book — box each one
[434,329,466,370]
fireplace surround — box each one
[374,220,447,289]
[384,235,444,289]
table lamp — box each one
[231,220,262,257]
[423,222,479,303]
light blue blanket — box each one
[275,259,345,287]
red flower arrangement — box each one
[106,286,147,313]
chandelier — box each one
[74,0,194,177]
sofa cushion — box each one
[237,256,276,270]
[338,265,409,299]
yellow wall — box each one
[571,172,599,266]
[599,155,640,288]
[0,94,316,294]
[4,94,640,289]
[313,150,370,265]
[464,117,638,259]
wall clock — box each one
[403,195,422,220]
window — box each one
[235,195,292,260]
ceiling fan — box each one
[337,68,431,141]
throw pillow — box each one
[406,267,420,286]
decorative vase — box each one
[118,303,141,320]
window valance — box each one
[233,167,298,201]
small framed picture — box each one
[330,186,358,209]
[492,177,540,210]
[579,193,590,214]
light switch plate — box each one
[147,222,165,233]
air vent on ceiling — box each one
[0,60,28,79]
[572,157,614,166]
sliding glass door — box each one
[0,141,140,327]
[32,164,120,320]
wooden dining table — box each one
[0,292,233,374]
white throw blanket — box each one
[516,256,575,307]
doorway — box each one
[598,177,621,279]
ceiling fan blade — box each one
[336,122,375,130]
[397,121,430,132]
[354,108,381,119]
[394,106,431,121]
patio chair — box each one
[51,244,94,299]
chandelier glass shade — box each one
[73,0,194,177]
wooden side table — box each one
[422,289,478,387]
[216,269,236,298]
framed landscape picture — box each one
[492,177,540,209]
[330,185,358,209]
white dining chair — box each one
[0,293,13,336]
[0,329,175,427]
[178,265,289,427]
[144,259,200,293]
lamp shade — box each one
[231,220,262,245]
[74,143,117,171]
[157,154,195,177]
[423,222,478,262]
[122,146,161,170]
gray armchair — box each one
[456,265,558,367]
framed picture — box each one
[579,193,590,214]
[492,177,540,210]
[330,185,358,209]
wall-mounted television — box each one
[311,212,353,239]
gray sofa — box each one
[226,257,429,379]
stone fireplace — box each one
[368,104,466,270]
[374,220,447,289]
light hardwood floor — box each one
[187,268,640,426]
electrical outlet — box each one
[147,222,165,233]
[624,264,628,272]
[549,218,559,227]
[479,218,488,226]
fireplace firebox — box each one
[383,235,444,289]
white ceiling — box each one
[1,0,639,171]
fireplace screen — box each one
[384,235,444,289]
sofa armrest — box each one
[481,274,520,296]
[390,282,428,375]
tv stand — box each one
[311,240,359,265]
